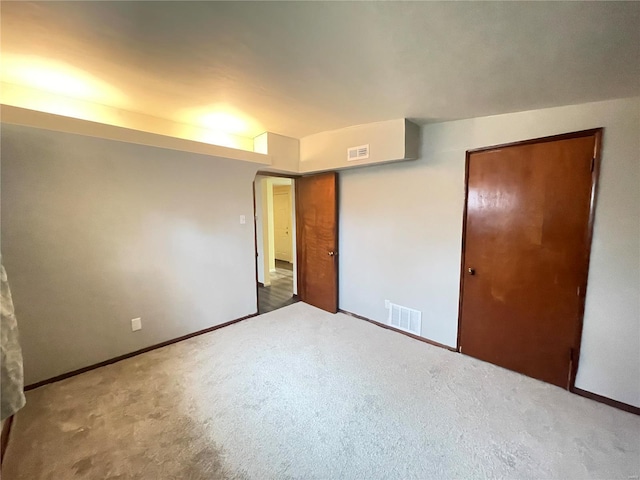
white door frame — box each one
[253,175,298,294]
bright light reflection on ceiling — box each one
[1,55,263,152]
[1,54,128,107]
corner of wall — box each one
[404,119,421,160]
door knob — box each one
[328,251,336,257]
[467,267,475,275]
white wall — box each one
[339,97,640,407]
[1,124,260,385]
[265,133,300,173]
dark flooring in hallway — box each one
[258,260,298,314]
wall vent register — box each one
[347,144,370,161]
[388,302,422,336]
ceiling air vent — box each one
[347,144,370,161]
[388,302,422,336]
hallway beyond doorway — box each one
[258,260,299,313]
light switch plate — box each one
[240,215,246,224]
[131,317,142,331]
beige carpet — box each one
[4,302,639,479]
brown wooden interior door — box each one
[459,131,600,388]
[296,172,339,313]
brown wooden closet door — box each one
[296,172,339,313]
[459,131,600,388]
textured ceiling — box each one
[1,1,639,138]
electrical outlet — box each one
[131,317,142,331]
[240,215,246,224]
[385,299,390,309]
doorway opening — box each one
[254,174,299,314]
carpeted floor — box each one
[4,302,639,479]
